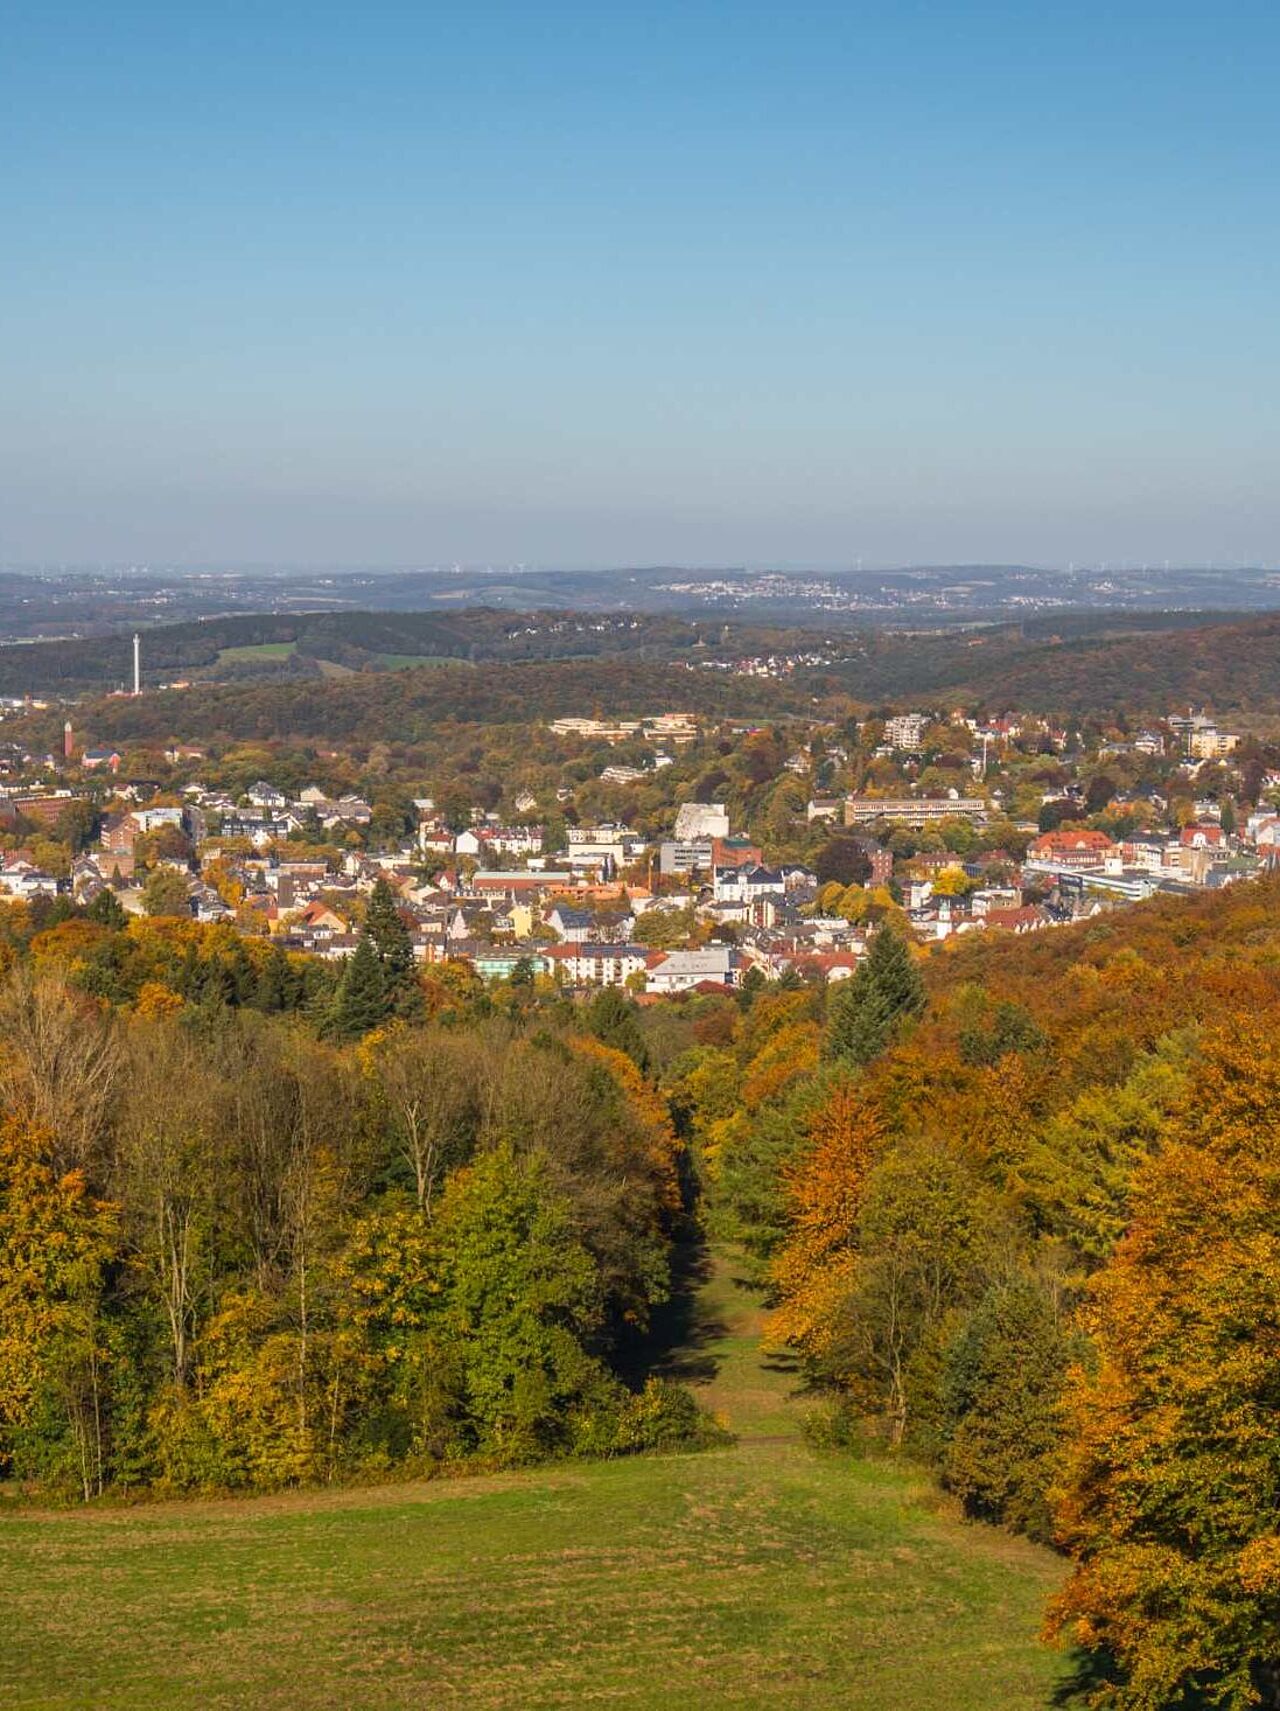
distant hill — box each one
[812,611,1280,717]
[955,612,1280,716]
[2,603,1278,724]
[16,655,810,752]
[0,610,749,696]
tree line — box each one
[670,883,1280,1708]
[0,947,721,1498]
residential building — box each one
[883,713,928,752]
[646,945,738,993]
[542,943,650,987]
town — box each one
[0,692,1275,995]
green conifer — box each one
[825,923,925,1066]
[330,935,389,1038]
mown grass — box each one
[0,1256,1068,1711]
[215,641,297,665]
[375,652,471,670]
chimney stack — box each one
[64,720,74,761]
[133,633,141,696]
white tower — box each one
[133,633,141,696]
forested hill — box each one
[0,609,821,696]
[17,657,810,750]
[807,609,1280,715]
[6,602,1280,720]
[950,610,1280,715]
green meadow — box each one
[0,1256,1067,1711]
[214,640,297,665]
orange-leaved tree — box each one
[1048,1015,1280,1710]
[767,1075,884,1369]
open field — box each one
[0,1255,1068,1711]
[375,651,473,669]
[215,640,297,665]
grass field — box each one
[375,652,472,669]
[215,640,297,665]
[0,1254,1068,1711]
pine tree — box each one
[255,945,295,1013]
[825,924,924,1066]
[364,877,421,1019]
[365,878,413,980]
[586,987,649,1069]
[85,889,127,930]
[330,936,388,1038]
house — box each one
[471,870,574,899]
[845,796,987,825]
[418,821,455,857]
[0,862,59,898]
[711,835,763,870]
[883,713,928,751]
[190,884,230,923]
[132,806,184,835]
[1120,837,1170,874]
[470,947,551,982]
[483,825,544,858]
[565,824,642,865]
[712,865,785,906]
[658,838,714,876]
[646,945,738,993]
[98,849,135,881]
[545,904,594,943]
[784,950,862,982]
[101,812,137,854]
[980,905,1050,935]
[1181,823,1226,850]
[293,900,347,934]
[846,837,893,886]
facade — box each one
[542,943,650,986]
[658,838,714,876]
[845,796,987,825]
[883,713,928,751]
[1028,829,1117,866]
[646,945,737,993]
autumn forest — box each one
[3,869,1280,1706]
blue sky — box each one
[2,2,1277,567]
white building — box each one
[712,865,786,905]
[566,824,639,861]
[883,713,928,752]
[543,943,650,987]
[674,802,730,840]
[646,945,737,993]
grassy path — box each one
[0,1249,1068,1710]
